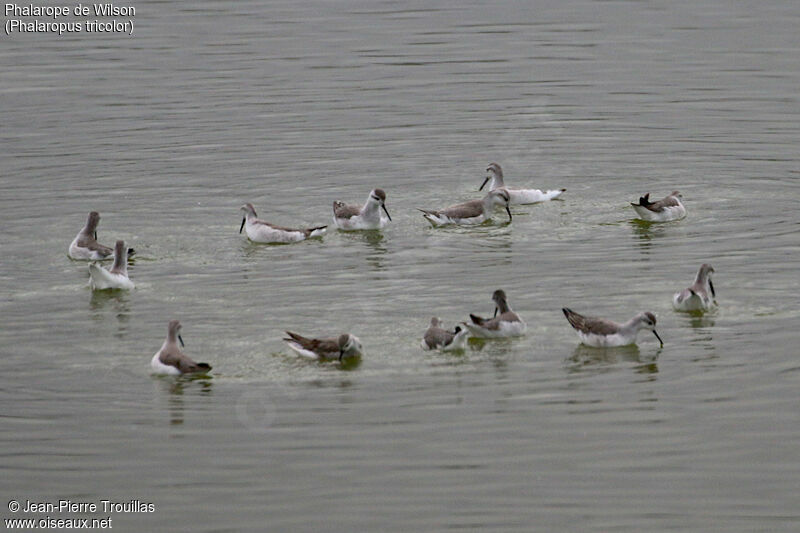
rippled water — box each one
[2,1,800,531]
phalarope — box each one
[419,189,512,227]
[88,240,134,290]
[151,320,212,375]
[479,162,566,204]
[464,289,526,338]
[562,308,663,347]
[239,203,326,243]
[631,191,686,222]
[69,211,135,260]
[673,263,716,312]
[333,189,391,230]
[283,331,363,361]
[421,317,470,351]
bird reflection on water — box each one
[566,344,660,377]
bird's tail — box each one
[307,226,327,238]
[562,307,583,329]
[283,331,308,344]
[418,209,441,227]
[632,193,652,207]
[469,314,486,326]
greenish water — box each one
[2,1,800,531]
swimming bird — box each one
[562,308,663,347]
[464,289,526,338]
[239,203,326,243]
[419,189,512,227]
[421,317,471,351]
[479,162,566,204]
[69,211,134,260]
[283,331,364,361]
[630,191,686,222]
[672,263,716,311]
[333,189,391,230]
[151,319,212,375]
[88,240,134,290]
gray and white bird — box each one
[479,162,566,204]
[420,189,512,227]
[630,191,686,222]
[150,320,212,375]
[283,331,364,361]
[562,308,663,347]
[69,211,135,260]
[421,317,470,351]
[464,289,526,338]
[333,189,391,230]
[239,203,326,243]
[88,240,134,290]
[672,263,716,312]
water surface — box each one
[2,1,800,531]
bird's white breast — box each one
[632,203,686,222]
[507,188,564,204]
[246,222,305,243]
[334,214,387,230]
[88,264,134,290]
[69,238,107,260]
[150,353,181,375]
[577,331,633,347]
[672,291,712,311]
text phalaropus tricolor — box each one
[283,331,363,361]
[479,162,566,204]
[333,189,391,230]
[421,317,470,351]
[562,308,663,347]
[151,320,212,375]
[69,211,135,260]
[419,189,512,227]
[673,263,716,312]
[88,240,134,290]
[464,289,526,338]
[239,203,327,243]
[631,191,686,222]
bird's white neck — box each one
[360,198,382,220]
[488,172,504,189]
